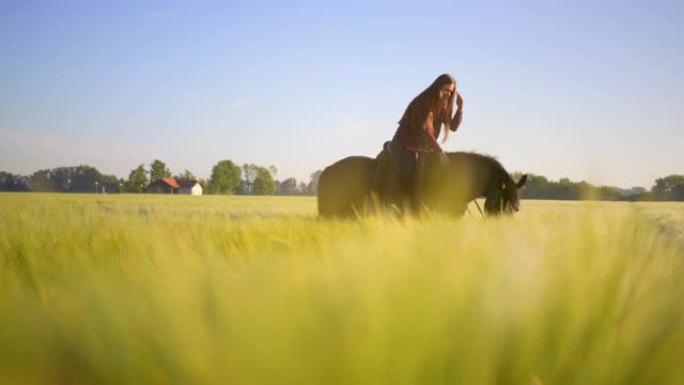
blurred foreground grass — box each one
[1,193,683,384]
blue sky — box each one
[1,0,682,188]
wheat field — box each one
[1,193,683,384]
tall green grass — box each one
[1,193,683,384]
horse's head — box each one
[484,174,528,215]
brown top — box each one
[392,74,462,152]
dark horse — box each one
[317,151,527,219]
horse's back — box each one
[318,156,376,219]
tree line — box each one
[1,160,683,201]
[511,173,684,201]
[0,159,323,196]
[207,160,321,195]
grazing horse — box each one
[317,151,527,219]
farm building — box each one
[148,178,203,195]
[148,178,179,194]
[177,179,203,196]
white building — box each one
[177,179,203,196]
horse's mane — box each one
[445,151,515,185]
[446,151,500,164]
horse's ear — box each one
[516,174,528,189]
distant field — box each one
[1,193,683,384]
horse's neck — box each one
[472,170,502,203]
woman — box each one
[386,73,464,215]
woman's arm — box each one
[422,111,444,153]
[450,92,464,131]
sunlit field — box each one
[1,193,683,384]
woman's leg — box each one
[409,152,426,215]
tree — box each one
[238,164,277,195]
[652,175,684,201]
[209,160,242,194]
[150,159,171,181]
[0,172,29,192]
[518,174,548,199]
[175,169,196,180]
[252,166,276,195]
[298,181,308,194]
[278,178,299,195]
[58,165,113,192]
[127,164,148,193]
[28,169,55,192]
[515,173,625,201]
[672,184,684,201]
[242,164,258,194]
[25,165,118,193]
[305,170,323,195]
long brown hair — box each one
[398,74,456,143]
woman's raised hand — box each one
[456,92,464,109]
